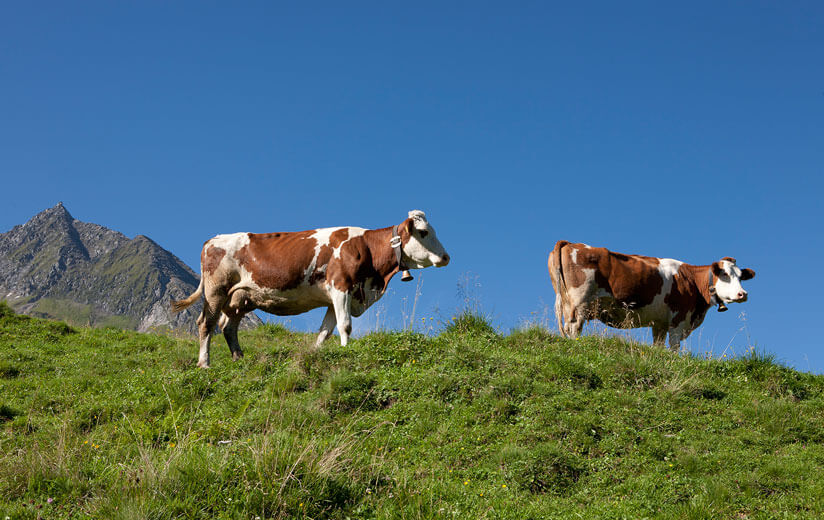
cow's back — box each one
[600,251,666,307]
[231,231,319,291]
[557,243,671,317]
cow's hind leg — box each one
[196,290,225,368]
[330,288,353,346]
[315,307,337,348]
[564,305,585,338]
[222,288,257,361]
[221,312,245,361]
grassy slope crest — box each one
[1,302,823,519]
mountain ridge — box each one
[0,203,259,332]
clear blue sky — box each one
[2,3,822,371]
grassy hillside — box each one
[1,302,823,519]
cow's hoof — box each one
[232,351,244,361]
[197,362,211,369]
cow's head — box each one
[400,210,450,268]
[711,257,755,304]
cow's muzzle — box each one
[435,254,450,267]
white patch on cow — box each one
[657,258,683,279]
[208,232,250,254]
[570,248,578,263]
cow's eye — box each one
[418,230,429,238]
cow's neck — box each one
[693,265,717,305]
[363,226,402,287]
[685,264,715,316]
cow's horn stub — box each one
[408,210,427,222]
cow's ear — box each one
[740,268,755,281]
[402,218,414,237]
[712,261,724,276]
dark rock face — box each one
[0,203,260,333]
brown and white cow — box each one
[548,241,755,350]
[172,210,450,367]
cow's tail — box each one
[548,240,570,337]
[171,276,203,313]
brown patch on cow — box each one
[666,264,713,328]
[202,245,226,275]
[367,226,401,281]
[721,257,737,264]
[329,228,349,248]
[234,231,317,290]
[605,252,663,309]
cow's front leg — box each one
[652,324,667,346]
[667,328,683,352]
[330,288,353,346]
[315,307,337,348]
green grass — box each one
[2,301,824,519]
[26,297,139,330]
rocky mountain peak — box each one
[25,202,75,229]
[0,204,259,333]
